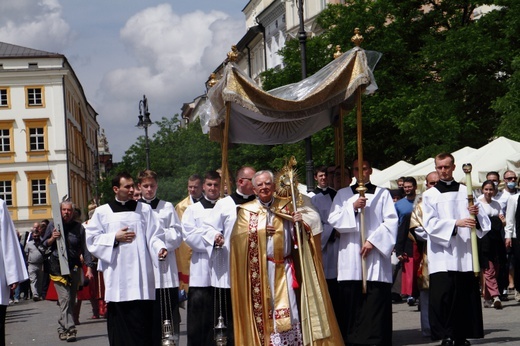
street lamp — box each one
[297,0,314,192]
[137,94,152,170]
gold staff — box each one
[280,157,314,345]
[462,163,480,277]
[352,29,368,294]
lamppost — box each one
[297,0,314,192]
[137,95,152,170]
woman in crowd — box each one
[478,180,506,309]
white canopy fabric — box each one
[201,47,381,144]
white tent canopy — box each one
[371,160,414,188]
[464,137,520,184]
[373,137,520,190]
[507,152,520,171]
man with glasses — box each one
[498,171,518,213]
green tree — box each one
[262,1,519,167]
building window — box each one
[0,121,14,162]
[0,88,9,108]
[26,86,44,107]
[0,128,10,152]
[31,179,47,205]
[0,180,13,206]
[23,119,48,161]
[29,127,45,151]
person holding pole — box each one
[231,169,342,345]
[328,158,398,345]
[422,153,491,346]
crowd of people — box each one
[0,154,519,346]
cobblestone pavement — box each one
[5,291,520,345]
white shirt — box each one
[505,194,520,239]
[328,185,398,283]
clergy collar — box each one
[140,197,160,209]
[235,189,252,199]
[203,195,218,204]
[142,196,156,204]
[191,195,203,203]
[258,197,274,208]
[109,199,138,212]
[435,179,460,193]
[231,191,256,205]
[199,196,218,209]
[351,182,376,195]
[115,197,130,205]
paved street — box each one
[5,292,520,345]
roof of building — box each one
[0,41,63,58]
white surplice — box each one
[0,199,28,305]
[85,202,165,302]
[202,195,236,289]
[181,201,213,287]
[151,199,182,289]
[422,181,491,274]
[328,185,398,283]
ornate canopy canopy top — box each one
[201,47,381,145]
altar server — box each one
[328,159,398,345]
[422,153,491,346]
[85,172,167,346]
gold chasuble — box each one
[230,198,343,346]
[174,195,193,292]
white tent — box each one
[462,137,520,185]
[373,146,477,191]
[371,160,414,188]
[507,152,520,171]
[376,137,520,190]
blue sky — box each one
[0,0,247,161]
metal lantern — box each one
[214,315,227,346]
[161,319,175,346]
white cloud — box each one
[95,4,244,160]
[0,0,73,52]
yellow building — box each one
[0,41,99,230]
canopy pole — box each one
[355,88,368,295]
[221,102,231,198]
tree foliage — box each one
[262,1,520,166]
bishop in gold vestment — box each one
[230,170,343,346]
